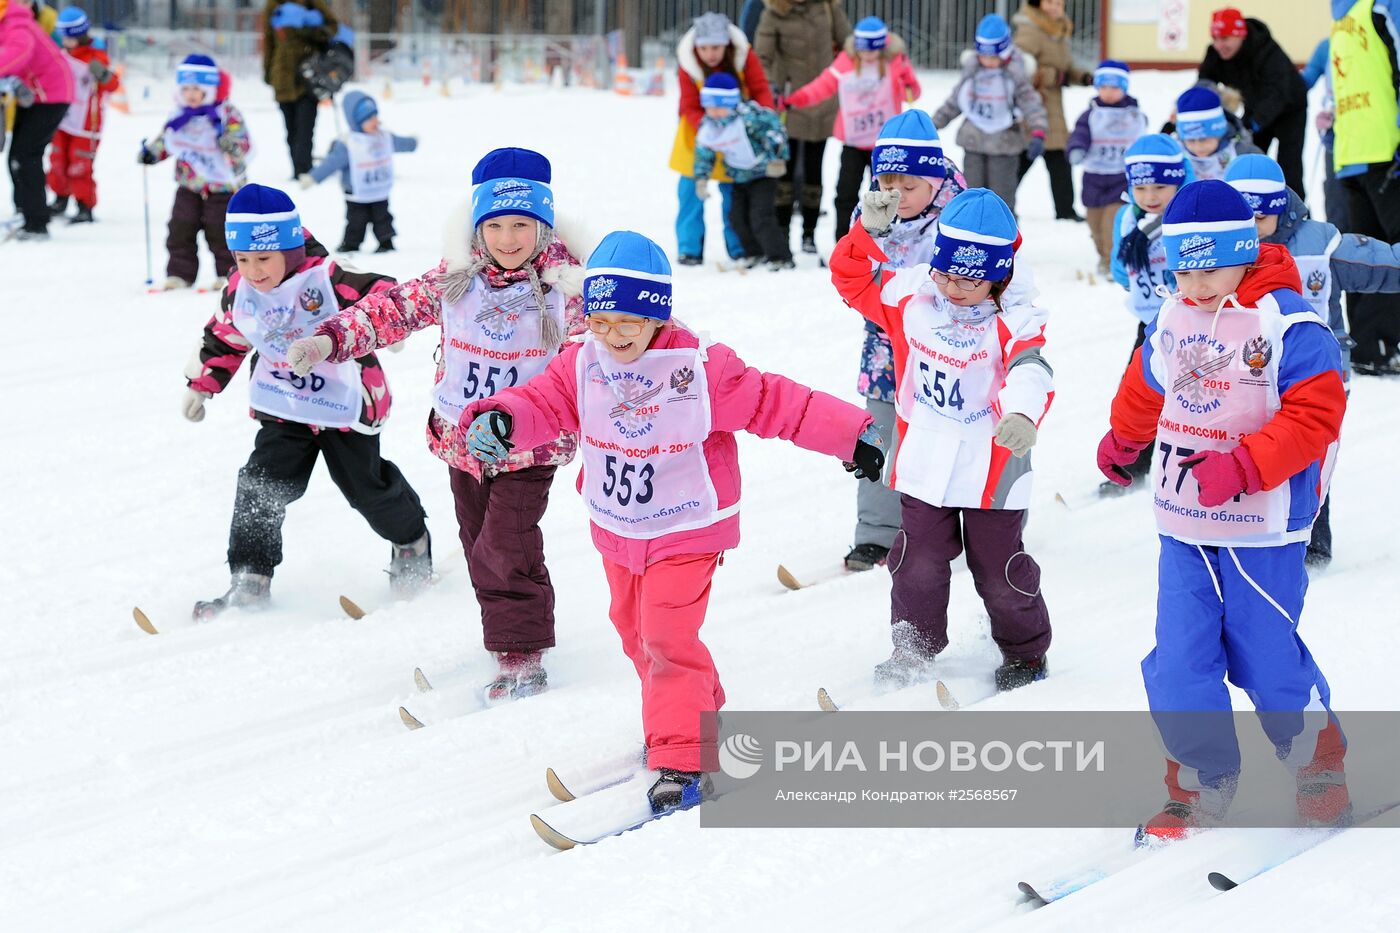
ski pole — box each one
[141,137,152,287]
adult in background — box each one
[1331,0,1400,375]
[263,0,337,177]
[756,0,851,254]
[1302,37,1347,229]
[0,0,72,240]
[1196,7,1308,198]
[670,11,772,266]
[1013,0,1093,221]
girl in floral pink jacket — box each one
[456,231,882,817]
[290,148,584,703]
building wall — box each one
[1107,0,1332,67]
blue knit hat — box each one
[176,54,221,90]
[270,2,308,30]
[584,232,674,322]
[974,14,1013,58]
[471,147,555,228]
[871,111,945,180]
[1224,154,1290,216]
[700,72,741,109]
[224,184,305,252]
[342,90,378,131]
[930,189,1018,281]
[1124,133,1191,188]
[1094,59,1130,90]
[56,6,90,37]
[854,16,889,52]
[1161,180,1260,270]
[1176,86,1229,141]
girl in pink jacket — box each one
[785,16,920,241]
[0,0,74,238]
[460,230,883,816]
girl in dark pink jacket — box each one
[458,230,883,816]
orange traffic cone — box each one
[613,53,633,96]
[108,64,130,114]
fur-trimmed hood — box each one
[676,21,753,82]
[841,31,906,60]
[439,198,592,297]
[1013,3,1074,39]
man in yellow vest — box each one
[1331,0,1400,374]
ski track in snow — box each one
[2,70,1398,931]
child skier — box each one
[182,184,430,619]
[456,230,881,813]
[841,110,967,572]
[784,15,921,241]
[831,187,1054,691]
[1097,179,1349,839]
[1171,85,1259,181]
[138,54,250,290]
[1066,60,1149,276]
[930,14,1047,214]
[287,148,585,703]
[692,72,792,270]
[1225,153,1400,566]
[298,89,417,254]
[45,6,117,224]
[1105,134,1194,495]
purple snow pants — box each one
[888,495,1051,661]
[449,464,557,653]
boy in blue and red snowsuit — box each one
[1097,179,1349,840]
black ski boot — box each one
[647,768,709,814]
[388,531,432,596]
[995,656,1048,692]
[49,195,69,218]
[374,239,394,253]
[843,543,889,572]
[69,204,94,224]
[192,570,271,621]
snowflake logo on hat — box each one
[879,146,908,163]
[952,244,988,267]
[492,179,532,196]
[1129,162,1155,182]
[250,223,279,243]
[1179,235,1215,259]
[587,277,618,300]
[1242,192,1263,212]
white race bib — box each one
[695,116,759,171]
[345,129,395,203]
[165,114,235,187]
[57,54,95,138]
[1292,235,1341,319]
[1083,104,1149,175]
[576,336,731,539]
[434,277,563,424]
[958,69,1014,134]
[232,265,362,428]
[838,67,895,149]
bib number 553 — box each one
[601,455,655,507]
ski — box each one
[339,595,367,620]
[1205,801,1400,892]
[777,563,849,591]
[545,748,649,802]
[816,687,839,712]
[132,607,159,635]
[531,768,705,850]
[413,667,433,692]
[713,260,749,275]
[1017,829,1172,907]
[935,680,959,711]
[397,706,425,730]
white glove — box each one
[287,335,333,376]
[695,178,709,199]
[859,188,902,235]
[297,173,315,190]
[182,388,212,422]
[993,413,1038,457]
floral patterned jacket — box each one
[315,219,586,477]
[850,157,966,402]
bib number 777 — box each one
[918,361,964,410]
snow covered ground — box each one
[2,66,1398,931]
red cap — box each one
[1211,8,1247,39]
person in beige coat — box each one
[1012,0,1093,220]
[755,0,851,254]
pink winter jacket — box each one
[785,35,920,145]
[0,3,73,104]
[463,322,872,575]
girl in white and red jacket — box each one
[831,187,1054,693]
[785,16,920,240]
[183,184,429,620]
[457,230,881,816]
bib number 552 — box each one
[462,362,519,401]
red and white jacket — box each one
[56,39,117,138]
[831,223,1053,510]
